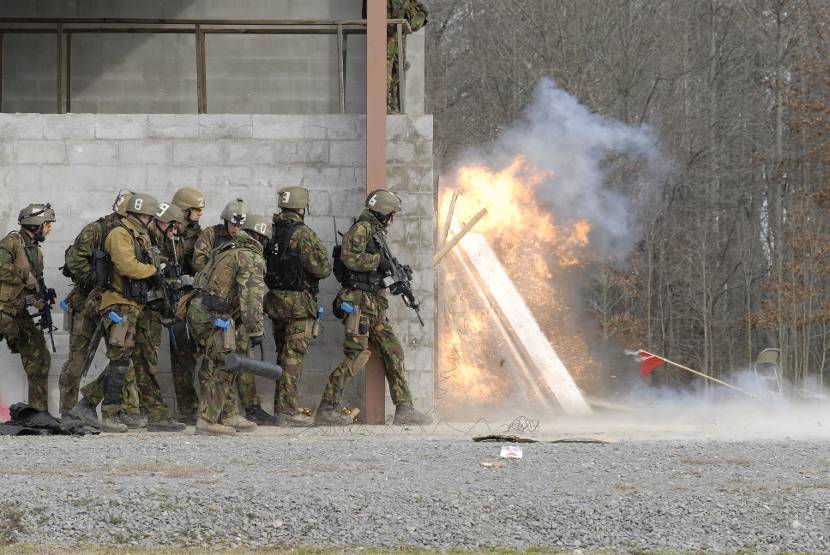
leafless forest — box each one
[426,0,830,388]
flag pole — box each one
[642,351,755,398]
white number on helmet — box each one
[280,191,291,204]
[134,198,143,211]
[156,203,169,217]
[255,223,267,234]
[367,195,377,207]
[197,197,205,208]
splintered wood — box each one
[447,229,592,416]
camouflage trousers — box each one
[169,320,199,417]
[0,309,50,412]
[81,304,142,418]
[187,298,241,424]
[272,317,313,416]
[322,307,411,405]
[129,307,171,421]
[387,36,401,113]
[58,308,99,415]
[237,369,260,410]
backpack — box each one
[265,220,305,291]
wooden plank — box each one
[337,24,345,114]
[457,231,592,415]
[433,208,486,266]
[195,25,206,114]
[65,32,71,112]
[56,23,63,113]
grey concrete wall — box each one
[0,113,434,421]
[0,0,425,115]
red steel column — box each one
[364,0,387,424]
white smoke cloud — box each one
[476,77,667,259]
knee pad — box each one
[104,360,130,404]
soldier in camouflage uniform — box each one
[168,187,205,421]
[235,214,279,425]
[364,0,428,113]
[0,204,56,412]
[316,190,430,426]
[123,201,189,432]
[69,193,164,433]
[262,187,331,426]
[58,191,132,418]
[185,199,265,436]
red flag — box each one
[0,394,8,423]
[638,350,664,379]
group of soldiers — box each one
[0,186,431,435]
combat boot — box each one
[147,417,187,432]
[314,400,354,426]
[100,415,128,433]
[68,397,99,429]
[245,405,280,426]
[119,412,147,429]
[195,418,235,436]
[393,401,432,426]
[277,412,314,427]
[221,414,257,433]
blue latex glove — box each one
[59,299,69,312]
[108,311,124,325]
[213,318,231,330]
[340,302,354,314]
[316,305,325,321]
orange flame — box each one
[437,156,595,414]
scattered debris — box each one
[500,445,524,459]
[479,461,507,469]
[474,434,617,444]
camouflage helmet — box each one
[155,202,186,224]
[221,198,248,225]
[18,203,56,226]
[171,187,205,211]
[277,186,310,210]
[113,189,134,217]
[242,214,273,240]
[366,189,402,216]
[125,192,160,217]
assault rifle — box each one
[34,276,57,352]
[373,233,424,327]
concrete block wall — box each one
[0,113,434,421]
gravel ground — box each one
[1,424,829,553]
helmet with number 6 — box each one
[242,214,272,241]
[365,189,401,216]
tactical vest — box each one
[265,220,318,294]
[0,232,40,306]
[193,241,239,314]
[64,217,119,291]
[97,223,155,304]
[334,226,383,294]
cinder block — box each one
[0,142,14,165]
[5,166,41,191]
[148,114,199,139]
[0,114,44,139]
[224,140,273,166]
[146,166,200,192]
[412,114,433,140]
[43,114,96,139]
[407,165,433,193]
[118,140,172,165]
[198,114,253,139]
[386,116,410,141]
[94,114,148,139]
[388,141,416,164]
[172,141,223,166]
[310,115,361,140]
[329,141,365,167]
[273,141,329,164]
[302,167,344,191]
[42,165,146,193]
[252,115,304,139]
[199,166,252,189]
[67,141,119,165]
[253,165,303,188]
[16,141,66,164]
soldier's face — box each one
[41,222,53,238]
[188,208,203,223]
[227,222,242,237]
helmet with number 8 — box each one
[125,192,160,217]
